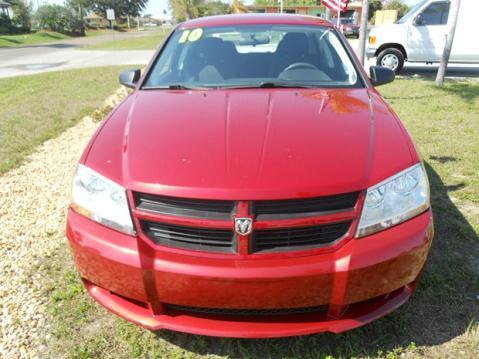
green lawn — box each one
[82,28,170,50]
[0,30,72,47]
[44,77,479,358]
[0,66,134,175]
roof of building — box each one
[179,14,334,29]
[84,13,107,20]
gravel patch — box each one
[0,89,125,358]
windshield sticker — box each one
[188,28,203,42]
[179,30,190,43]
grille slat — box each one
[135,193,234,220]
[165,304,328,316]
[141,221,235,253]
[254,192,359,217]
[252,221,352,253]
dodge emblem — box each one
[234,218,253,236]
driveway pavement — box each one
[0,32,157,78]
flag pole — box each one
[337,2,341,27]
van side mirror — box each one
[414,14,424,26]
[370,66,395,87]
[119,69,141,89]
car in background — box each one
[67,14,433,338]
[367,0,479,73]
[339,17,360,38]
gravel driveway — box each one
[0,90,125,358]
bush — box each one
[34,4,81,34]
[384,0,410,18]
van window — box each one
[420,2,450,25]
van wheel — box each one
[377,48,404,74]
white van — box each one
[367,0,479,73]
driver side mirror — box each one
[414,14,425,26]
[119,69,141,89]
[370,66,395,87]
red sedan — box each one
[67,14,433,338]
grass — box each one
[0,30,73,47]
[82,28,170,50]
[0,66,136,175]
[43,77,479,358]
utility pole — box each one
[325,8,332,21]
[436,0,461,86]
[279,0,283,14]
[358,0,370,66]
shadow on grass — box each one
[154,161,479,357]
[0,37,22,44]
[401,65,479,79]
[435,81,479,103]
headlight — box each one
[356,163,430,238]
[71,164,135,235]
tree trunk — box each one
[358,0,370,66]
[436,0,461,86]
[78,2,85,36]
[127,14,130,29]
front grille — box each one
[135,192,358,254]
[165,303,328,316]
[254,192,359,219]
[141,221,235,253]
[252,221,352,253]
[134,192,234,220]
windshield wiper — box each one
[220,82,317,89]
[143,84,205,90]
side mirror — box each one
[370,66,395,87]
[119,69,141,89]
[414,14,424,26]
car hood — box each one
[85,88,416,200]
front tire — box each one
[377,48,404,74]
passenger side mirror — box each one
[119,69,141,89]
[414,14,424,26]
[369,66,395,87]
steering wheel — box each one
[282,62,318,72]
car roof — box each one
[178,14,335,29]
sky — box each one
[36,0,423,20]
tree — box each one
[35,4,82,34]
[199,1,229,17]
[436,0,461,86]
[230,0,247,14]
[85,0,148,21]
[169,0,202,22]
[66,0,88,36]
[383,0,409,18]
[5,0,32,32]
[368,0,383,21]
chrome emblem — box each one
[234,218,253,236]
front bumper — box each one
[367,47,377,59]
[67,208,433,338]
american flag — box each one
[322,0,349,12]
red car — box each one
[67,14,433,338]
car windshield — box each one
[143,24,360,89]
[396,0,428,24]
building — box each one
[0,1,12,19]
[84,13,110,28]
[246,1,366,23]
[247,5,325,18]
